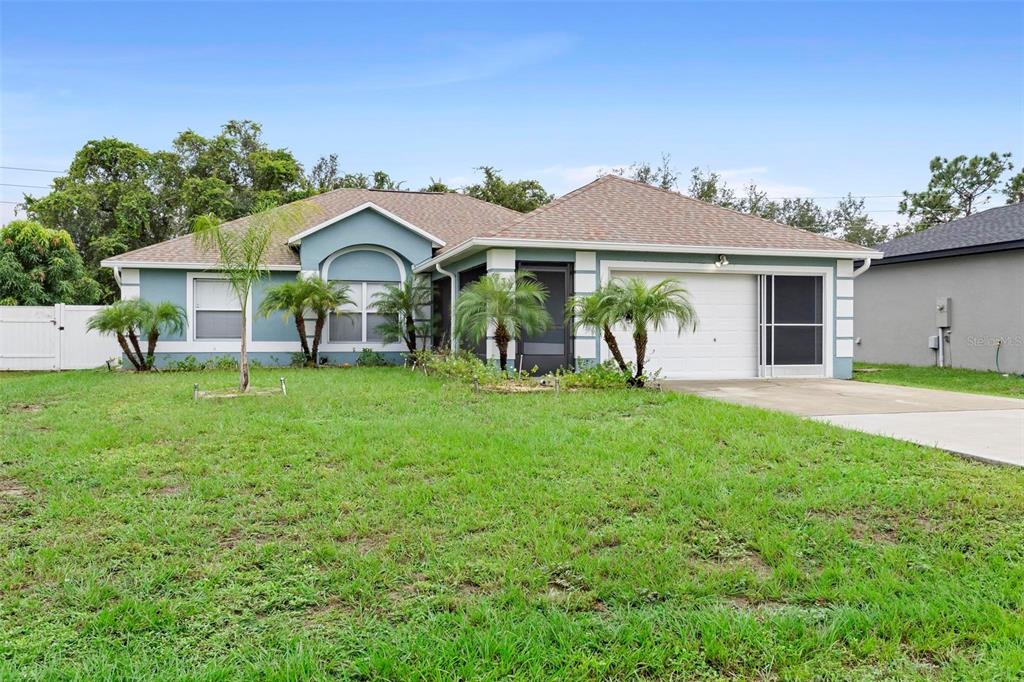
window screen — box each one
[329,313,362,342]
[194,278,242,339]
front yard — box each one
[855,362,1024,399]
[2,368,1023,679]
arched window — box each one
[320,246,405,345]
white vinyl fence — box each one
[0,305,120,370]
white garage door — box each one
[606,271,758,379]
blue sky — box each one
[2,1,1022,226]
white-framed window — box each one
[328,282,393,344]
[193,278,242,340]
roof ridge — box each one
[488,175,613,237]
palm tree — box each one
[604,277,698,387]
[566,287,630,374]
[455,272,552,372]
[87,301,145,371]
[193,200,316,391]
[87,299,185,371]
[258,276,352,366]
[138,300,187,369]
[304,277,352,366]
[373,277,433,354]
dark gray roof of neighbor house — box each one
[878,203,1024,263]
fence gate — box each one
[0,305,119,371]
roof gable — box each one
[287,202,446,246]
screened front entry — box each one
[758,275,825,377]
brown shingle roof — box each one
[103,188,520,267]
[105,175,876,268]
[472,175,875,254]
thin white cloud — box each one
[713,166,814,198]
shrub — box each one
[356,348,389,367]
[411,349,506,385]
[167,355,206,372]
[547,361,632,389]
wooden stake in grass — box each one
[280,377,287,396]
[193,383,199,401]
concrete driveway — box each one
[666,379,1024,466]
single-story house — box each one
[101,175,880,379]
[855,203,1024,374]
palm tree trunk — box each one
[311,315,326,367]
[239,306,249,392]
[631,328,648,388]
[145,328,159,369]
[404,311,417,354]
[294,315,312,364]
[494,323,510,372]
[127,328,147,372]
[117,333,142,371]
[602,325,629,373]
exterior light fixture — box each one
[715,254,729,268]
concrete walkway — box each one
[666,379,1024,466]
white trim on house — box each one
[100,260,301,271]
[286,202,447,247]
[599,259,835,379]
[413,238,882,273]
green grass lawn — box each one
[855,363,1024,399]
[2,368,1023,680]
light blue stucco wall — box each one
[140,268,298,343]
[252,272,303,342]
[139,269,188,341]
[148,351,406,369]
[298,210,432,273]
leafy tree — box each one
[25,139,182,298]
[257,275,352,366]
[463,167,552,213]
[455,273,552,372]
[686,168,892,247]
[1004,170,1024,204]
[421,177,453,193]
[611,154,680,190]
[86,299,184,371]
[566,288,630,374]
[173,120,306,221]
[604,277,698,387]
[0,220,101,305]
[688,167,738,207]
[373,277,434,354]
[899,153,1014,228]
[194,200,316,391]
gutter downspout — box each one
[851,258,873,278]
[112,265,123,287]
[435,263,457,351]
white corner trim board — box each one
[286,202,446,247]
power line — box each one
[0,165,65,173]
[0,182,52,189]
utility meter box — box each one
[928,335,940,350]
[936,297,952,328]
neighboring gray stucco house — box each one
[855,203,1024,374]
[101,175,879,379]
